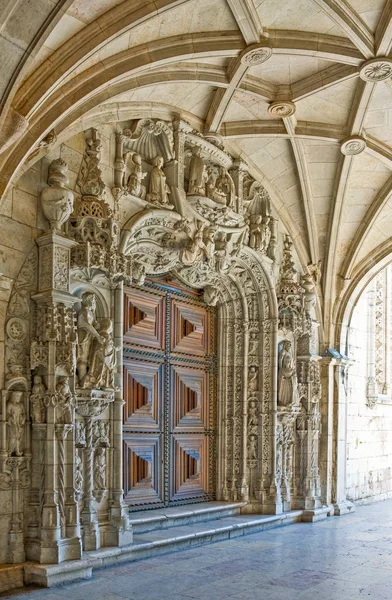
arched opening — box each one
[345,263,392,504]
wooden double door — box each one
[123,281,216,508]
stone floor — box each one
[3,500,392,600]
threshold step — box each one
[25,510,305,588]
[128,501,246,533]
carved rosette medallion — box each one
[241,46,272,66]
[341,136,367,156]
[359,58,392,82]
[268,101,296,118]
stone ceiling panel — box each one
[345,0,385,33]
[248,56,334,86]
[224,91,271,121]
[295,77,359,126]
[254,0,349,37]
[364,82,392,146]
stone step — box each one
[25,510,304,588]
[128,501,247,533]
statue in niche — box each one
[248,366,258,393]
[94,447,106,493]
[248,400,258,428]
[188,146,206,195]
[205,167,228,206]
[278,341,300,408]
[75,452,83,501]
[146,156,173,208]
[7,390,26,456]
[56,376,74,423]
[89,317,117,390]
[126,153,147,199]
[76,292,104,388]
[31,375,46,424]
[180,221,207,266]
[215,167,234,207]
[248,434,257,461]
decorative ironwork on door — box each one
[123,281,216,508]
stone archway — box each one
[119,206,279,512]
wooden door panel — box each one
[170,364,209,431]
[123,359,163,431]
[170,298,210,356]
[124,287,165,351]
[123,435,163,505]
[170,434,209,501]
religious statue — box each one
[203,225,217,264]
[76,292,104,388]
[146,155,173,208]
[7,390,26,456]
[248,214,262,250]
[214,231,230,274]
[248,400,258,428]
[30,375,46,424]
[126,153,147,199]
[180,221,207,266]
[215,167,234,207]
[94,447,106,493]
[248,434,257,461]
[187,146,206,195]
[56,376,74,423]
[75,452,83,500]
[260,216,271,253]
[278,341,300,408]
[89,317,117,390]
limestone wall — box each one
[347,288,392,504]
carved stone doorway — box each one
[122,280,216,509]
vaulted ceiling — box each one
[1,0,392,344]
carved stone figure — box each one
[126,153,147,199]
[75,453,83,500]
[188,146,206,195]
[7,391,26,456]
[214,231,230,273]
[248,400,258,428]
[261,216,271,253]
[180,222,207,266]
[215,167,234,207]
[278,341,300,408]
[56,376,74,423]
[89,317,116,390]
[94,447,106,492]
[30,375,46,424]
[40,159,74,231]
[204,285,219,306]
[249,214,262,250]
[146,156,173,208]
[76,292,104,388]
[203,225,217,264]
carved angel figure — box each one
[126,153,147,199]
[31,375,46,424]
[278,341,300,408]
[146,156,173,208]
[188,146,206,195]
[76,292,104,388]
[7,391,26,456]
